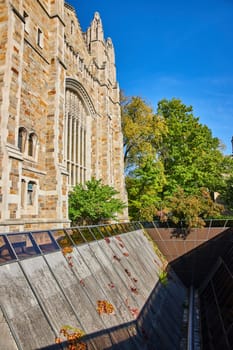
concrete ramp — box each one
[0,225,187,349]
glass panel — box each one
[103,225,115,236]
[0,235,17,264]
[125,222,133,231]
[156,221,170,228]
[116,224,126,234]
[90,227,104,240]
[110,224,121,235]
[97,226,111,237]
[8,234,39,259]
[140,221,154,229]
[78,227,95,243]
[65,228,85,245]
[51,229,73,249]
[134,222,142,230]
[210,219,228,228]
[32,231,60,254]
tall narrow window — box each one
[18,127,27,153]
[27,182,35,205]
[71,20,74,34]
[28,132,37,157]
[28,134,33,156]
[37,28,43,48]
[65,88,87,186]
[23,12,29,33]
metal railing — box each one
[0,222,142,265]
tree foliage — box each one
[121,95,167,171]
[164,187,223,230]
[221,173,233,211]
[68,178,126,225]
[157,98,226,195]
[122,96,231,225]
[126,158,166,221]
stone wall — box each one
[0,0,127,232]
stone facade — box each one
[0,0,128,232]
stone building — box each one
[0,0,127,232]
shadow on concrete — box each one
[169,227,233,287]
[38,274,187,350]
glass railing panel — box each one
[7,233,39,259]
[140,221,154,228]
[0,235,17,264]
[108,224,120,235]
[116,223,127,234]
[136,221,143,229]
[128,222,137,230]
[156,221,170,228]
[51,229,73,248]
[32,231,60,254]
[97,225,111,237]
[78,227,95,243]
[121,222,129,232]
[209,219,228,228]
[128,222,137,231]
[65,228,86,245]
[104,225,115,236]
[89,227,104,240]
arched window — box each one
[18,127,27,153]
[28,132,37,157]
[65,89,87,186]
[65,79,96,187]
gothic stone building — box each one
[0,0,127,232]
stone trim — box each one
[24,38,50,64]
[64,3,76,12]
[22,166,46,176]
[37,0,65,26]
[66,78,96,118]
[10,4,25,23]
[6,144,23,161]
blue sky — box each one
[68,0,233,154]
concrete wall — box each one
[0,229,187,349]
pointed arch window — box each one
[65,89,87,186]
[28,132,37,157]
[18,127,27,153]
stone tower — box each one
[0,0,128,232]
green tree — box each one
[220,174,233,212]
[164,187,223,232]
[68,178,126,225]
[121,95,167,171]
[123,96,229,225]
[157,98,227,196]
[126,158,166,221]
